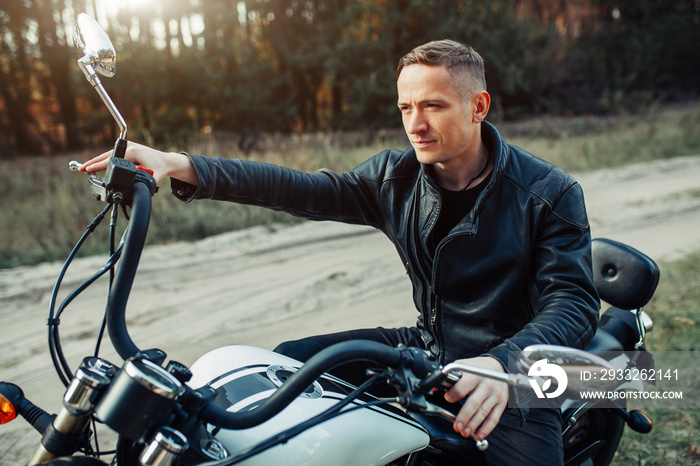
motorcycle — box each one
[0,14,659,466]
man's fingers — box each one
[81,150,112,173]
[453,384,491,436]
[81,142,148,174]
[443,356,509,440]
[466,387,506,439]
[451,378,508,439]
[474,404,504,441]
[444,376,476,403]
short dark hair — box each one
[397,40,487,97]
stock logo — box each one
[528,359,568,399]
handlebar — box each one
[104,166,156,360]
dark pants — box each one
[274,327,564,465]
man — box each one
[82,40,599,464]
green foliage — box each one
[542,0,700,115]
[644,255,700,353]
[503,103,700,171]
[1,0,699,156]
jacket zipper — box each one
[409,184,442,358]
[430,232,475,363]
[416,138,496,363]
[419,172,483,363]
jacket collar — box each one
[417,120,509,222]
[409,122,510,274]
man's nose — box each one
[405,111,428,134]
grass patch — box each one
[0,133,400,268]
[501,102,700,171]
[614,251,700,465]
[1,102,700,269]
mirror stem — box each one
[78,59,128,140]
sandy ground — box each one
[1,155,700,464]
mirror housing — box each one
[74,13,116,78]
[73,13,127,142]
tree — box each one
[33,0,82,151]
[0,2,47,154]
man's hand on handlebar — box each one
[81,141,198,186]
[444,355,508,442]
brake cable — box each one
[48,203,113,386]
[94,204,120,357]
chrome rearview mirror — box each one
[519,344,614,373]
[442,344,616,397]
[518,344,615,390]
[74,13,116,78]
[73,13,127,142]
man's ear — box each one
[472,91,491,124]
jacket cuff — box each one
[485,344,513,371]
[170,152,199,202]
[171,177,197,202]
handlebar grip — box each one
[441,370,462,389]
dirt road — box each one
[1,155,700,464]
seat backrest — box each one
[591,238,660,310]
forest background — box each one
[1,0,699,157]
[2,0,700,269]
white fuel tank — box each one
[188,345,429,465]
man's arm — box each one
[81,141,197,185]
[168,151,395,229]
[486,181,600,367]
[83,142,394,229]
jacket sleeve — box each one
[486,181,600,366]
[170,153,386,229]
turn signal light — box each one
[0,393,17,424]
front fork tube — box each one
[29,368,110,465]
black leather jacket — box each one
[173,122,599,366]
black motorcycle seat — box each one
[592,238,660,311]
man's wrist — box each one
[167,152,198,185]
[480,354,506,372]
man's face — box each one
[397,64,480,167]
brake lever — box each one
[69,161,84,172]
[422,402,489,451]
[386,395,489,452]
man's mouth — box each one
[412,139,436,148]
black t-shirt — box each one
[428,171,492,255]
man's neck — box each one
[432,142,492,192]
